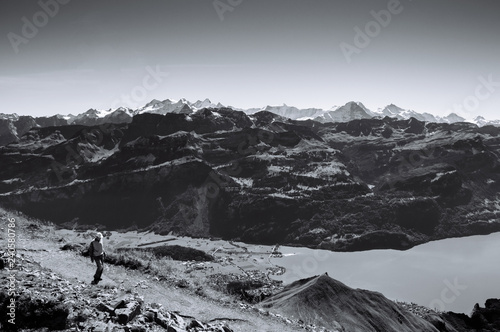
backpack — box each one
[88,240,95,257]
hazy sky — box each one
[1,0,499,119]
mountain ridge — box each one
[1,109,499,252]
[1,98,499,146]
[2,98,499,126]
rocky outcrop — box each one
[438,300,500,332]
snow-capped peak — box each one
[192,98,214,109]
[315,101,372,123]
[472,115,500,127]
[39,98,500,128]
[441,113,466,123]
[135,98,224,116]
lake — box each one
[271,232,500,314]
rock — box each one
[170,313,186,328]
[111,326,127,332]
[126,324,147,332]
[96,302,115,314]
[105,321,121,331]
[188,319,206,329]
[115,301,142,324]
[155,312,189,331]
[166,326,184,332]
[150,302,162,309]
[92,321,108,332]
[143,311,156,322]
[258,308,269,316]
[113,299,127,310]
[76,308,92,322]
[154,312,171,329]
[135,315,147,325]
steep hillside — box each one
[259,274,440,332]
[0,109,499,251]
[259,274,500,332]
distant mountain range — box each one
[1,98,500,146]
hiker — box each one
[88,232,106,285]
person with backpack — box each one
[88,232,106,285]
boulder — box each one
[115,301,142,325]
[96,302,115,314]
[154,312,171,329]
[188,319,206,329]
[143,310,155,322]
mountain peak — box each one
[381,104,405,113]
[260,274,439,332]
[442,113,466,123]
